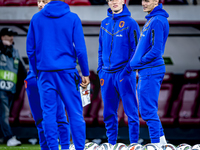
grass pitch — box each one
[0,144,62,150]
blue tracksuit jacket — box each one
[130,4,169,143]
[27,1,89,76]
[130,4,169,73]
[97,4,140,73]
[26,1,89,150]
[97,4,140,144]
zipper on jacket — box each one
[109,21,116,69]
[134,30,138,46]
[152,29,155,46]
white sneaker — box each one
[7,136,21,146]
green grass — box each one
[0,144,41,150]
[0,144,62,150]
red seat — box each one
[178,84,200,126]
[4,0,25,6]
[157,84,173,118]
[160,99,180,126]
[97,90,104,126]
[118,100,125,126]
[70,0,91,5]
[0,0,4,6]
[18,91,35,125]
[161,70,200,126]
[83,70,101,126]
[26,0,37,6]
[9,85,26,125]
[84,92,101,126]
[179,105,200,126]
[65,0,72,5]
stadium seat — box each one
[26,0,37,6]
[161,70,200,126]
[97,93,104,126]
[9,85,26,125]
[179,104,200,126]
[83,70,100,126]
[84,92,101,126]
[65,0,72,5]
[178,84,200,126]
[179,70,200,126]
[0,0,4,6]
[18,91,35,125]
[4,0,26,6]
[70,0,91,5]
[157,84,173,118]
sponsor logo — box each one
[116,34,123,37]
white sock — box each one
[153,143,161,149]
[160,135,167,145]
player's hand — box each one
[80,76,90,89]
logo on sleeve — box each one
[119,21,125,28]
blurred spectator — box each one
[0,27,26,146]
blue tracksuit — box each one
[98,4,140,144]
[130,4,169,143]
[26,1,89,150]
[25,69,70,150]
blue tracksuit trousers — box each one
[137,66,165,143]
[37,69,85,150]
[25,75,70,150]
[99,70,139,144]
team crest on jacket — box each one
[100,79,104,86]
[119,21,125,28]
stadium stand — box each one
[0,0,4,6]
[3,0,26,6]
[18,90,35,125]
[9,85,26,125]
[70,0,91,5]
[84,92,101,126]
[178,70,200,127]
[65,0,72,5]
[26,0,37,6]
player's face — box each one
[142,0,158,13]
[1,35,14,45]
[108,0,124,14]
[37,0,49,11]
